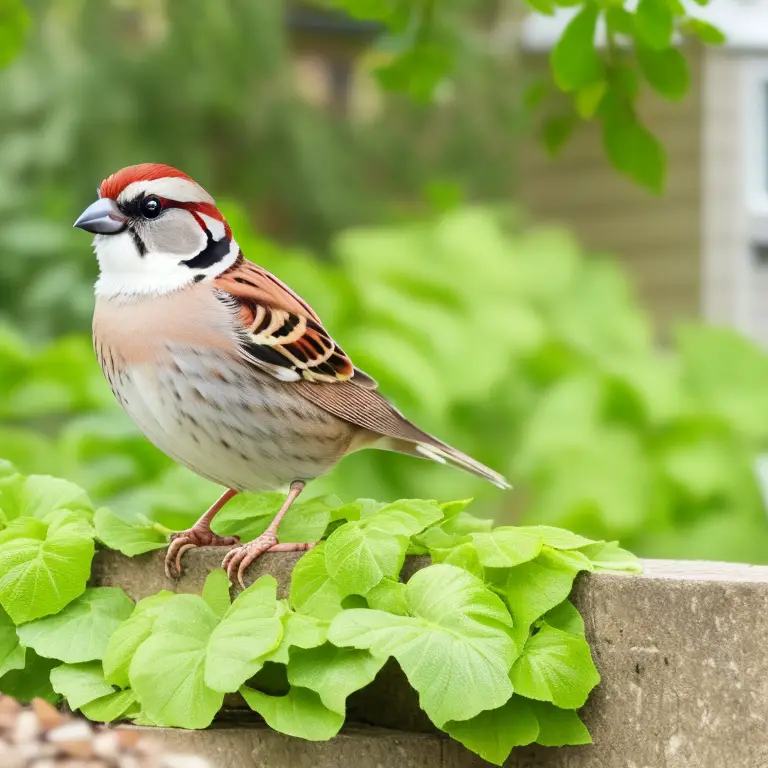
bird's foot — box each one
[165,526,240,579]
[222,535,316,589]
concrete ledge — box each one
[95,552,768,767]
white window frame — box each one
[743,58,768,218]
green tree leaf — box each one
[575,81,607,119]
[240,685,345,741]
[290,544,345,620]
[550,6,602,92]
[0,524,95,624]
[539,600,585,637]
[328,565,516,727]
[0,649,59,704]
[365,578,409,615]
[516,526,594,550]
[1,474,93,524]
[637,46,689,100]
[469,528,543,568]
[205,576,283,693]
[443,695,539,766]
[541,113,577,157]
[0,0,30,68]
[0,604,24,677]
[201,569,231,619]
[579,541,642,572]
[94,508,167,556]
[103,592,174,688]
[129,594,223,728]
[529,700,592,746]
[17,587,133,663]
[50,662,114,710]
[264,610,328,665]
[634,0,674,49]
[681,17,726,45]
[510,625,600,709]
[287,644,386,714]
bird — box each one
[74,163,510,587]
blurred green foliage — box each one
[3,207,768,564]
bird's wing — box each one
[213,256,377,387]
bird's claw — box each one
[164,527,240,579]
[221,532,278,589]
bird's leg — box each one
[222,480,313,588]
[164,488,241,579]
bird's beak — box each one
[73,198,127,235]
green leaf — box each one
[2,475,93,524]
[80,689,138,723]
[94,508,167,556]
[502,548,590,633]
[539,600,585,637]
[50,662,114,710]
[240,685,344,741]
[444,696,539,766]
[432,542,484,580]
[541,113,577,157]
[550,6,602,92]
[205,575,283,693]
[0,527,95,624]
[290,544,345,620]
[579,541,642,572]
[328,565,516,727]
[0,649,59,704]
[288,644,386,714]
[515,527,593,550]
[602,106,666,192]
[202,569,231,618]
[634,0,674,49]
[575,81,607,119]
[523,0,555,15]
[0,0,30,68]
[103,592,174,688]
[681,17,726,45]
[129,594,224,728]
[605,6,634,35]
[529,700,592,746]
[17,587,133,663]
[637,46,689,100]
[470,528,542,568]
[325,522,408,596]
[510,625,600,709]
[365,578,409,615]
[0,604,24,677]
[265,610,328,665]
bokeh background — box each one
[2,0,768,564]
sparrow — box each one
[74,163,510,587]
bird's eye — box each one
[140,196,162,219]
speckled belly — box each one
[101,348,354,491]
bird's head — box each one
[74,163,239,299]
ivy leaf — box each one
[637,46,689,100]
[550,6,602,92]
[265,611,328,665]
[201,569,231,619]
[365,578,409,615]
[0,604,25,677]
[0,523,95,623]
[432,542,484,579]
[634,0,674,49]
[81,689,138,723]
[0,649,59,704]
[443,696,539,766]
[129,594,224,728]
[205,576,283,693]
[529,700,592,746]
[287,644,386,714]
[539,600,585,637]
[470,528,542,568]
[290,544,345,620]
[240,685,345,741]
[17,587,133,663]
[94,508,167,556]
[50,662,114,710]
[328,565,516,727]
[325,523,408,596]
[103,592,174,688]
[502,548,591,630]
[510,624,600,709]
[579,541,642,572]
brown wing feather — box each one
[214,254,376,387]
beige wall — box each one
[518,48,704,337]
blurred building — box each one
[520,2,768,344]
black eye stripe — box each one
[118,193,163,219]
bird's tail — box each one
[382,436,511,490]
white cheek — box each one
[199,214,225,241]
